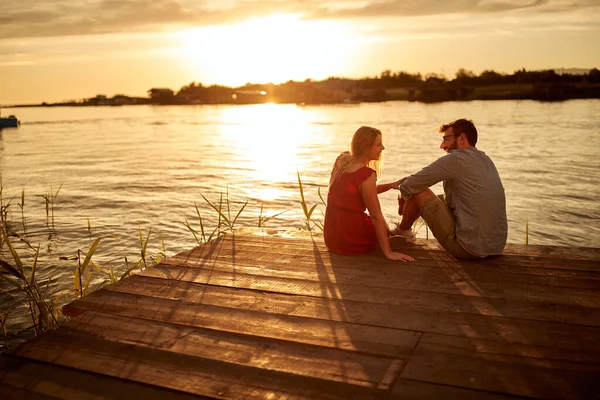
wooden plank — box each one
[401,335,600,399]
[12,330,387,400]
[0,354,204,400]
[417,333,600,364]
[62,311,406,389]
[160,237,600,289]
[178,232,600,262]
[160,250,600,286]
[167,238,600,280]
[138,263,600,318]
[64,287,600,352]
[0,386,57,400]
[62,289,422,357]
[156,253,600,307]
[113,273,600,327]
[388,379,523,400]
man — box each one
[392,118,507,259]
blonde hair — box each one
[329,126,383,187]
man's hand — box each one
[397,195,405,216]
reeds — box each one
[0,184,170,349]
[38,183,63,232]
[183,190,250,244]
[73,238,101,299]
[297,171,325,232]
[258,203,286,228]
[0,234,61,336]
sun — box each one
[176,14,358,86]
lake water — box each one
[1,100,600,339]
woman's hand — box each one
[390,177,408,190]
[385,251,414,262]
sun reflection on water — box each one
[218,103,313,200]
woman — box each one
[324,126,414,262]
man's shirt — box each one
[400,148,508,257]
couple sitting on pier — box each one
[323,119,507,262]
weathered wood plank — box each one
[401,335,600,399]
[139,262,600,315]
[160,252,600,288]
[0,354,204,400]
[113,273,600,327]
[12,330,387,400]
[180,232,600,262]
[62,289,422,357]
[64,287,600,352]
[61,310,406,389]
[417,333,600,364]
[0,387,57,400]
[168,237,600,272]
[388,379,524,400]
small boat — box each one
[0,104,20,128]
[0,115,20,128]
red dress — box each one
[324,167,377,255]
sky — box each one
[1,0,599,105]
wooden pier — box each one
[1,228,600,399]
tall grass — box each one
[183,190,251,243]
[0,234,61,336]
[0,183,167,349]
[38,183,63,232]
[73,238,101,299]
[297,171,326,232]
[258,203,286,228]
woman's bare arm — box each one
[361,174,414,262]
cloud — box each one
[309,0,600,18]
[0,0,598,39]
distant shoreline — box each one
[5,68,600,108]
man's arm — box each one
[399,153,457,200]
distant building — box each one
[148,88,175,103]
[87,94,108,106]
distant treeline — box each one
[32,67,600,107]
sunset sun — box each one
[177,14,358,86]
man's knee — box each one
[406,188,436,209]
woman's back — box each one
[324,167,377,255]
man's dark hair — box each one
[439,118,478,146]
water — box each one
[1,100,600,339]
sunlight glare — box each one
[177,14,358,86]
[218,103,312,200]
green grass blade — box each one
[201,193,231,227]
[29,245,40,286]
[318,186,326,205]
[297,171,309,215]
[81,238,101,274]
[0,274,23,291]
[120,259,140,280]
[231,200,248,227]
[2,234,25,278]
[0,258,24,280]
[194,202,207,243]
[306,204,318,220]
[143,226,152,256]
[182,219,201,244]
[258,203,264,227]
[84,270,93,295]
